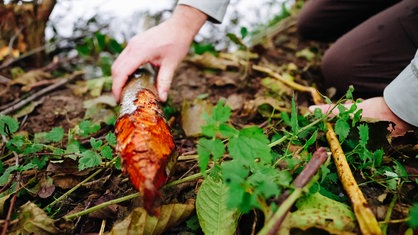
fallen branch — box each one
[251,64,324,105]
[0,71,83,115]
[326,122,382,235]
[258,147,328,235]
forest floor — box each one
[1,11,418,235]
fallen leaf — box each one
[37,175,55,199]
[181,99,212,137]
[10,70,52,87]
[279,192,357,235]
[9,202,61,234]
[196,175,240,235]
[108,203,195,235]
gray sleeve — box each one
[383,50,418,127]
[177,0,230,23]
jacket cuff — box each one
[178,0,230,23]
[384,50,418,127]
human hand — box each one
[111,5,207,102]
[309,97,414,136]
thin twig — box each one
[0,135,20,235]
[259,147,328,235]
[0,71,83,115]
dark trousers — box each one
[297,0,418,98]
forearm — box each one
[383,50,418,127]
[170,4,208,38]
[178,0,230,23]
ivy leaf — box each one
[46,127,64,142]
[0,114,19,136]
[78,150,102,170]
[197,138,225,171]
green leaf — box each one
[358,124,369,147]
[46,127,64,142]
[393,160,409,181]
[196,175,240,235]
[408,203,418,228]
[228,126,272,164]
[212,101,231,123]
[100,145,113,160]
[6,135,26,153]
[105,132,117,146]
[78,150,102,170]
[23,143,43,154]
[0,114,19,136]
[240,27,248,39]
[192,43,217,55]
[197,138,225,171]
[90,137,103,150]
[219,123,238,138]
[304,130,317,150]
[290,97,299,134]
[108,38,123,54]
[0,165,18,186]
[78,120,101,137]
[334,119,350,142]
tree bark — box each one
[0,0,56,67]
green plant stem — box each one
[268,115,326,148]
[257,176,318,235]
[381,193,398,235]
[164,170,209,188]
[64,192,140,220]
[45,157,118,210]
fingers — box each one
[156,61,177,102]
[111,43,147,103]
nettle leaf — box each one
[228,126,272,164]
[100,145,113,160]
[197,138,225,171]
[78,150,102,170]
[6,135,26,153]
[78,120,101,137]
[408,203,418,228]
[105,132,117,146]
[46,127,64,143]
[358,124,369,147]
[0,114,19,136]
[334,119,350,142]
[23,143,43,154]
[0,165,18,186]
[90,137,103,150]
[196,175,240,235]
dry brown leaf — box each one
[10,70,52,87]
[108,203,195,235]
[9,202,61,234]
[181,99,212,137]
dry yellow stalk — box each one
[326,122,382,235]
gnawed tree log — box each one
[0,0,56,67]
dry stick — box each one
[258,147,329,235]
[0,71,83,115]
[326,123,382,235]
